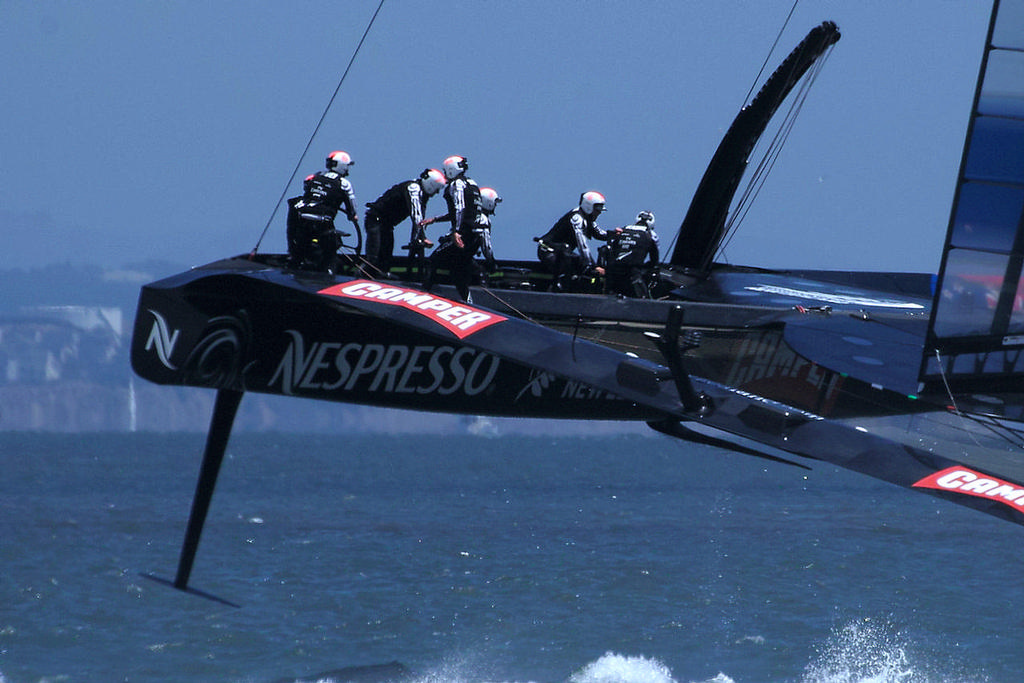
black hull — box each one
[130,257,667,421]
[127,11,1024,604]
[132,254,1024,528]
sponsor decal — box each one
[267,330,500,396]
[318,280,506,339]
[723,329,840,414]
[743,284,924,310]
[513,369,624,403]
[913,466,1024,512]
[559,379,624,401]
[516,369,554,401]
[144,309,180,370]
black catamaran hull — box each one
[131,254,1024,529]
[131,265,675,421]
[130,6,1024,600]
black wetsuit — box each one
[364,180,430,274]
[425,176,481,301]
[286,170,358,272]
[536,208,611,290]
[604,224,660,298]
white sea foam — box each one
[569,652,676,683]
[399,651,688,683]
[802,619,986,683]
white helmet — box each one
[636,210,655,227]
[442,155,468,180]
[419,168,447,196]
[479,187,502,213]
[326,150,354,175]
[579,190,606,216]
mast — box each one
[670,21,840,274]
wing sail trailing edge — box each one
[922,0,1024,394]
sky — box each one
[1,2,993,276]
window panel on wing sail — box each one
[965,116,1024,184]
[951,182,1024,251]
[933,249,1010,337]
[978,51,1024,118]
[992,0,1024,52]
[1008,271,1024,335]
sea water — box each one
[1,430,1022,682]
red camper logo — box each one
[319,280,507,339]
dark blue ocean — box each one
[2,429,1022,682]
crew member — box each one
[421,155,482,301]
[604,210,660,298]
[363,168,447,278]
[286,150,360,273]
[535,190,615,291]
[472,187,501,277]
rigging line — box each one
[933,348,1024,450]
[727,53,821,231]
[936,349,958,416]
[476,283,654,353]
[476,285,651,354]
[250,0,386,257]
[934,348,984,449]
[958,412,1024,450]
[716,46,833,260]
[716,44,833,261]
[477,284,537,324]
[742,0,801,106]
[717,74,809,256]
[572,314,582,362]
[663,0,802,265]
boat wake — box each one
[344,620,982,683]
[569,653,677,683]
[801,620,983,683]
[0,620,987,683]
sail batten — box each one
[921,0,1024,391]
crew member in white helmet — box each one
[286,150,359,272]
[604,210,660,298]
[421,155,483,301]
[363,168,447,277]
[535,190,616,291]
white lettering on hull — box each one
[914,466,1024,513]
[267,331,500,397]
[743,284,924,310]
[318,280,506,339]
[144,309,180,370]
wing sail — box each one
[922,0,1024,393]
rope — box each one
[664,1,806,265]
[716,42,834,262]
[742,0,801,106]
[935,349,961,415]
[250,0,386,257]
[474,281,659,356]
